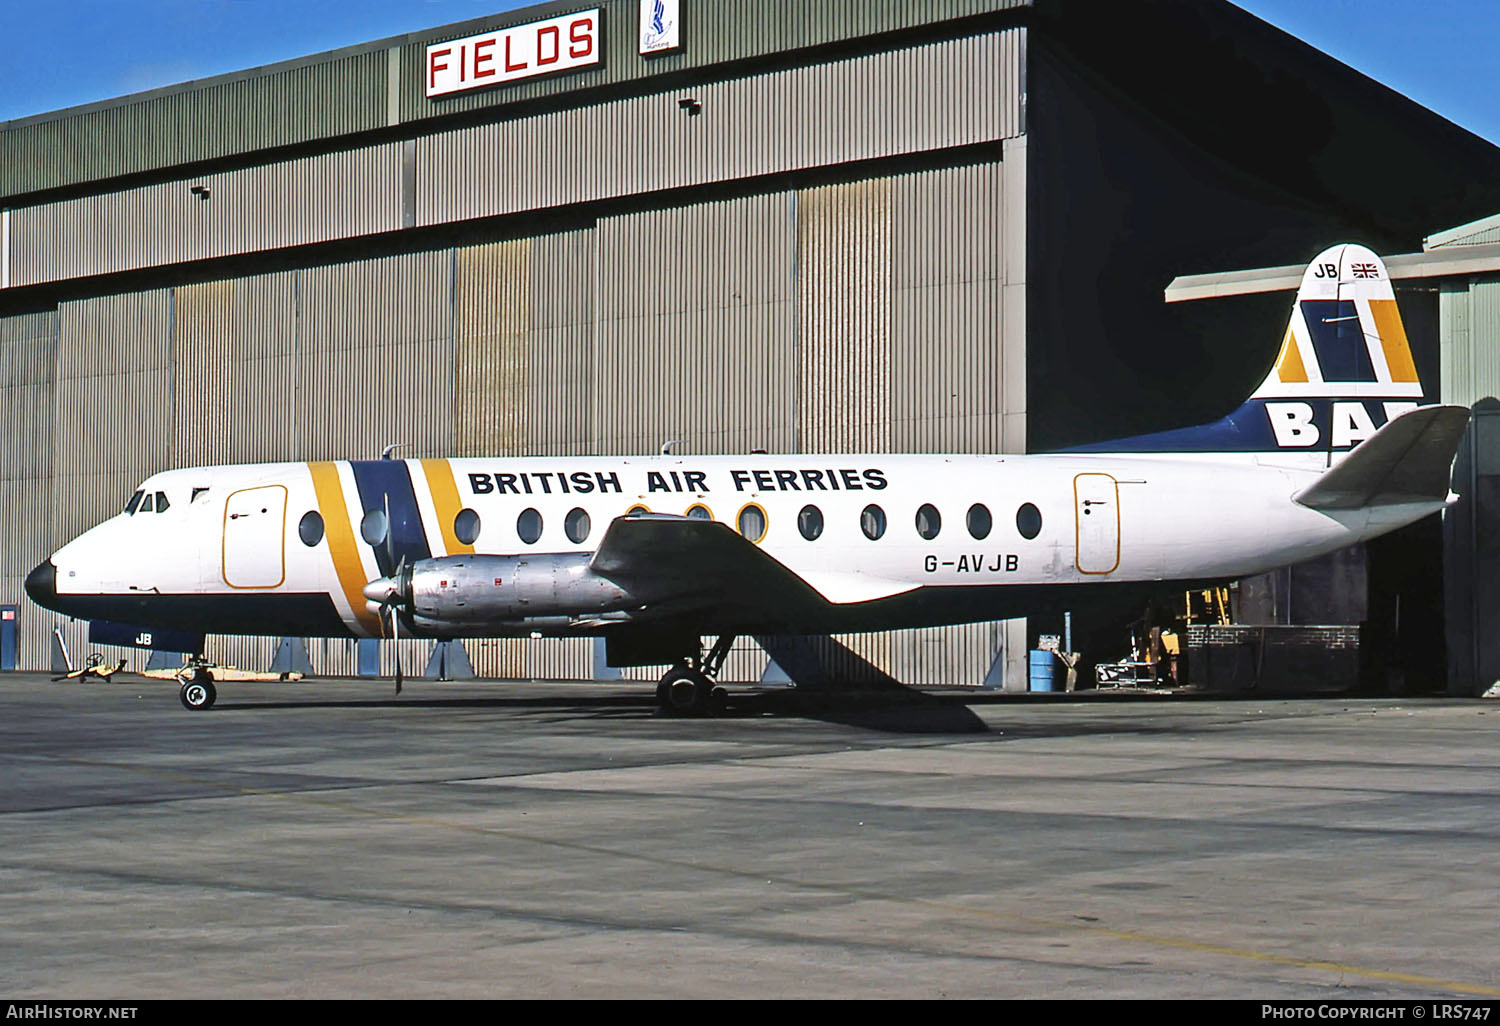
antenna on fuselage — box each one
[660,439,684,455]
[381,443,407,461]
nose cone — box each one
[362,577,395,604]
[25,560,58,611]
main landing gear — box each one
[655,635,734,717]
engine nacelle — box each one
[408,553,636,629]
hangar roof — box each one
[1164,243,1500,303]
[4,0,1499,257]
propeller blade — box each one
[392,600,403,695]
[384,492,397,575]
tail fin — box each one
[1254,243,1423,403]
[1072,244,1429,455]
[1293,403,1469,510]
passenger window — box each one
[565,507,591,544]
[797,504,823,541]
[139,493,154,513]
[124,490,144,515]
[915,503,941,540]
[1016,503,1043,540]
[155,491,170,513]
[453,508,481,545]
[360,509,387,546]
[517,508,543,545]
[685,504,712,520]
[967,503,992,540]
[861,504,886,540]
[298,511,324,547]
[737,504,767,543]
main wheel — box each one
[658,666,715,716]
[179,678,217,710]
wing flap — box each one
[1293,404,1470,510]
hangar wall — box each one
[4,31,1020,290]
[1436,219,1500,695]
[0,152,1028,684]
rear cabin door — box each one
[1074,473,1120,574]
[223,485,287,588]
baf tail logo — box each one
[1250,243,1427,451]
[639,0,681,54]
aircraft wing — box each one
[589,514,915,617]
[589,514,826,617]
[1293,404,1471,510]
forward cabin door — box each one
[1074,473,1120,574]
[222,485,287,588]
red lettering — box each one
[568,17,594,59]
[428,47,451,90]
[473,37,495,78]
[536,25,560,66]
[459,43,467,82]
[504,33,527,73]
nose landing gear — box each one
[655,635,734,717]
[177,664,217,710]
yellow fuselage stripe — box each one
[308,462,383,636]
[420,458,474,556]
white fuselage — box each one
[44,452,1437,640]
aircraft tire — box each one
[179,678,217,711]
[708,686,728,716]
[659,667,711,716]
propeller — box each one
[362,556,409,693]
[362,496,411,694]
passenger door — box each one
[1074,473,1120,574]
[222,485,287,588]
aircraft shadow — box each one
[210,683,990,734]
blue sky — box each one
[0,0,1497,146]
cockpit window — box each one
[155,491,170,512]
[139,493,154,513]
[124,490,144,515]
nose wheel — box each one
[655,635,733,717]
[177,666,217,710]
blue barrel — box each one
[1029,650,1057,692]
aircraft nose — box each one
[24,560,58,611]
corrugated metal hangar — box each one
[5,0,1500,689]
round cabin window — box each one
[915,503,942,541]
[453,508,481,545]
[565,507,591,543]
[517,508,543,545]
[298,511,324,547]
[797,505,824,541]
[1016,503,1043,540]
[737,504,767,543]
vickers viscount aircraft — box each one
[25,244,1471,713]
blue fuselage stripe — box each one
[348,460,433,576]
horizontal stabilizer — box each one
[1293,404,1471,510]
